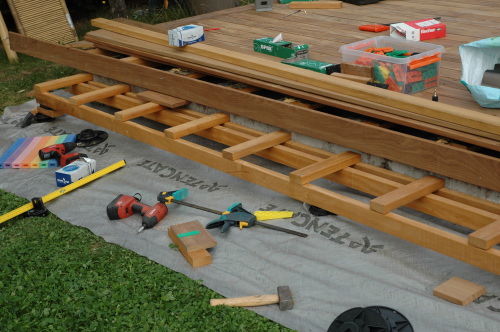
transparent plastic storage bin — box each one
[339,36,445,94]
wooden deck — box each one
[155,1,499,116]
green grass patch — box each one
[0,192,293,331]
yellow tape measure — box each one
[0,159,127,225]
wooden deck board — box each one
[156,2,499,117]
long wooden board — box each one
[90,18,500,138]
[9,32,500,192]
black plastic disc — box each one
[75,129,108,147]
[308,204,336,216]
[366,306,413,332]
[328,307,390,332]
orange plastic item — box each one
[359,24,390,32]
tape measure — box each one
[0,159,127,225]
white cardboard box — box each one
[390,18,446,41]
[55,158,96,187]
[168,25,205,47]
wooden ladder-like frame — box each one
[34,73,500,276]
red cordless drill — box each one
[106,193,168,234]
[38,142,76,161]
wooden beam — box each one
[137,90,188,108]
[468,220,500,250]
[164,112,230,139]
[89,18,500,137]
[115,102,164,121]
[69,83,130,105]
[35,73,93,93]
[289,1,342,9]
[370,176,445,214]
[289,151,360,185]
[223,130,291,161]
[0,11,18,63]
[10,33,500,192]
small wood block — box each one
[137,90,188,108]
[165,112,230,139]
[34,73,93,93]
[69,83,130,105]
[340,63,373,78]
[289,151,361,185]
[370,175,444,214]
[468,219,500,250]
[433,277,486,306]
[168,228,212,268]
[168,220,216,268]
[32,106,65,118]
[289,1,342,9]
[169,220,217,252]
[115,102,165,121]
[222,130,291,161]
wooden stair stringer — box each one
[33,75,500,276]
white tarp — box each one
[1,99,500,332]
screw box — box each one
[339,36,444,94]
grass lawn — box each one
[1,2,294,330]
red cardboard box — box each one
[390,18,446,41]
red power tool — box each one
[38,142,76,160]
[106,193,168,234]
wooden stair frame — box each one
[32,73,500,276]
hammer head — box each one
[277,286,294,311]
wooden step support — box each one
[222,130,291,161]
[69,83,130,105]
[34,73,94,94]
[290,151,361,185]
[370,176,445,214]
[115,102,165,121]
[468,220,500,250]
[137,90,188,109]
[164,112,230,139]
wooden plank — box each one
[137,90,188,108]
[69,84,130,105]
[165,112,230,139]
[115,102,164,121]
[32,90,500,276]
[331,73,371,84]
[289,151,360,185]
[289,1,342,9]
[370,176,445,214]
[35,73,93,93]
[223,130,291,161]
[468,220,500,250]
[32,106,64,118]
[433,277,486,306]
[89,18,500,137]
[11,33,500,192]
[169,220,217,252]
[340,63,373,78]
[0,11,18,63]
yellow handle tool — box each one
[0,159,126,224]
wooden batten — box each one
[290,1,342,9]
[289,151,361,185]
[222,130,292,161]
[32,106,64,118]
[433,277,486,306]
[468,220,500,250]
[69,83,130,105]
[115,102,164,121]
[370,176,445,214]
[137,90,188,108]
[164,112,230,139]
[34,73,93,94]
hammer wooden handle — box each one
[210,294,279,307]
